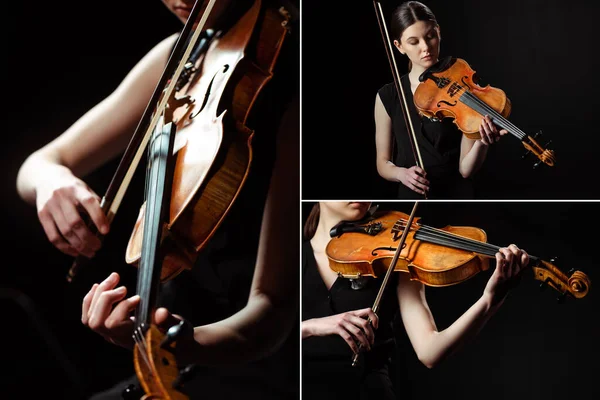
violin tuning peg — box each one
[521,150,532,160]
[550,256,559,264]
[160,319,193,349]
[544,140,552,149]
[533,160,542,169]
[534,129,543,139]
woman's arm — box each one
[459,115,508,178]
[375,93,402,181]
[17,34,178,201]
[183,96,301,363]
[374,93,429,194]
[397,245,528,369]
[302,308,379,354]
[15,34,178,257]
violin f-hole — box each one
[371,244,405,256]
[190,64,230,119]
[437,99,457,108]
[460,75,471,90]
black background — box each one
[301,0,600,200]
[302,201,599,400]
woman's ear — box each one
[393,39,405,55]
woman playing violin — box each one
[375,1,508,199]
[16,0,299,398]
[302,201,528,399]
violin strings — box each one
[138,125,162,326]
[416,228,499,256]
[138,117,167,327]
[450,82,522,136]
[460,90,526,139]
[393,221,500,256]
[438,76,527,139]
[129,125,163,375]
[452,83,528,140]
[393,219,539,261]
[133,326,153,371]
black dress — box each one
[377,74,475,199]
[302,241,399,400]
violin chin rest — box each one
[419,56,455,82]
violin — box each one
[326,209,590,301]
[414,57,556,168]
[129,1,293,398]
[64,0,293,398]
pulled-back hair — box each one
[389,1,438,71]
[303,203,320,240]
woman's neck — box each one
[310,215,342,253]
[409,65,426,86]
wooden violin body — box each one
[327,210,490,286]
[125,0,291,281]
[326,210,590,300]
[119,1,293,398]
[413,57,556,168]
[414,58,510,139]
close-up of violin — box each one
[414,57,556,169]
[327,206,589,300]
[6,0,299,399]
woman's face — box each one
[394,20,440,70]
[162,0,197,24]
[161,0,229,28]
[320,202,372,222]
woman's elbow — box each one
[376,163,386,179]
[413,335,444,369]
[417,354,440,369]
[459,163,474,179]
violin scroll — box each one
[533,259,590,301]
[521,130,556,168]
[133,325,188,400]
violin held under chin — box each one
[414,56,556,169]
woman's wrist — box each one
[394,166,406,183]
[482,288,506,310]
[474,138,491,150]
[301,319,314,339]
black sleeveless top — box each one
[378,75,474,199]
[156,4,300,398]
[302,240,399,400]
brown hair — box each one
[390,1,438,71]
[303,203,320,240]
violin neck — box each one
[414,225,539,262]
[459,91,527,141]
[135,119,177,330]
